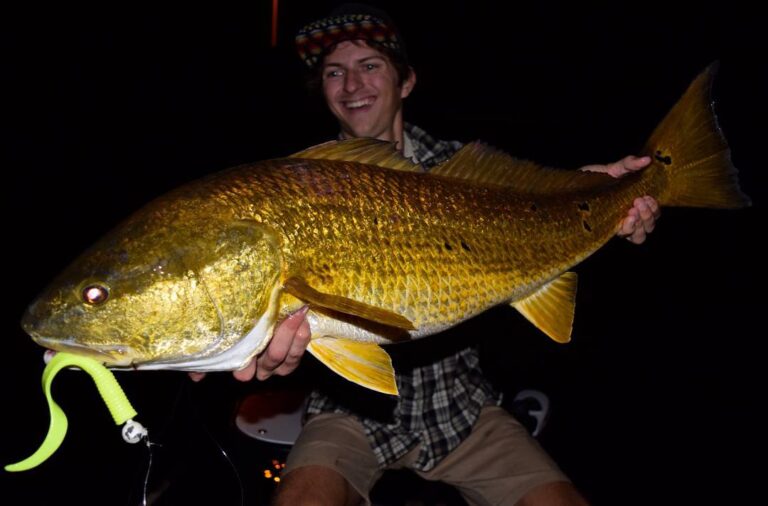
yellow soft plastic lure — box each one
[5,352,145,472]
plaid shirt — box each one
[306,124,502,471]
[401,123,464,169]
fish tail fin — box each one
[645,63,751,209]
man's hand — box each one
[580,155,660,244]
[188,305,312,383]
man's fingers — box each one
[277,305,311,338]
[234,359,257,382]
[256,342,287,380]
[645,196,661,219]
[261,332,291,372]
[619,196,660,244]
[255,306,311,380]
[641,212,656,234]
[608,155,652,177]
[188,371,206,382]
[580,155,652,177]
[259,306,308,371]
[636,196,660,233]
[634,198,653,233]
[618,208,638,237]
[628,228,647,244]
[619,205,644,244]
[274,318,312,376]
[624,155,651,172]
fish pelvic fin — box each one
[511,272,577,344]
[307,338,398,395]
[645,63,751,209]
[290,138,423,173]
[283,276,415,330]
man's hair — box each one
[295,4,411,91]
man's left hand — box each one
[580,155,660,244]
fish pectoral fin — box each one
[283,276,415,330]
[307,337,398,396]
[511,272,577,344]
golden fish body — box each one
[23,66,749,394]
[231,155,639,339]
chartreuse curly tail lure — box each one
[5,352,147,472]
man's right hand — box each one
[188,305,312,383]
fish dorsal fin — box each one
[283,276,415,330]
[307,337,398,395]
[511,272,577,343]
[432,142,616,193]
[290,138,423,173]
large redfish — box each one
[22,66,750,395]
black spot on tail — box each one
[655,150,672,166]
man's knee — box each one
[515,481,589,506]
[272,465,362,506]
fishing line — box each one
[184,380,245,506]
[139,436,160,506]
[127,375,183,506]
[130,376,244,506]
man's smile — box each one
[343,97,376,110]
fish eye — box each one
[82,284,109,305]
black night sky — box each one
[3,2,765,505]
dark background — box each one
[3,1,765,504]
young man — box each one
[193,5,659,505]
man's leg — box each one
[274,412,381,506]
[417,406,587,506]
[516,481,589,506]
[273,465,361,506]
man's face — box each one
[321,40,414,142]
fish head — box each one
[22,207,283,370]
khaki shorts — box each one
[284,405,569,505]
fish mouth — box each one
[30,335,137,366]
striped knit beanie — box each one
[296,4,405,68]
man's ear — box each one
[401,67,416,99]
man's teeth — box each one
[346,98,374,109]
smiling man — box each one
[192,4,659,505]
[247,5,659,506]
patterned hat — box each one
[295,5,405,69]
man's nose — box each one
[343,70,363,93]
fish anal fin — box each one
[283,276,415,330]
[511,272,577,343]
[290,138,422,173]
[308,338,398,395]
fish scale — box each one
[243,159,626,328]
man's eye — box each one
[325,69,342,78]
[365,63,379,71]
